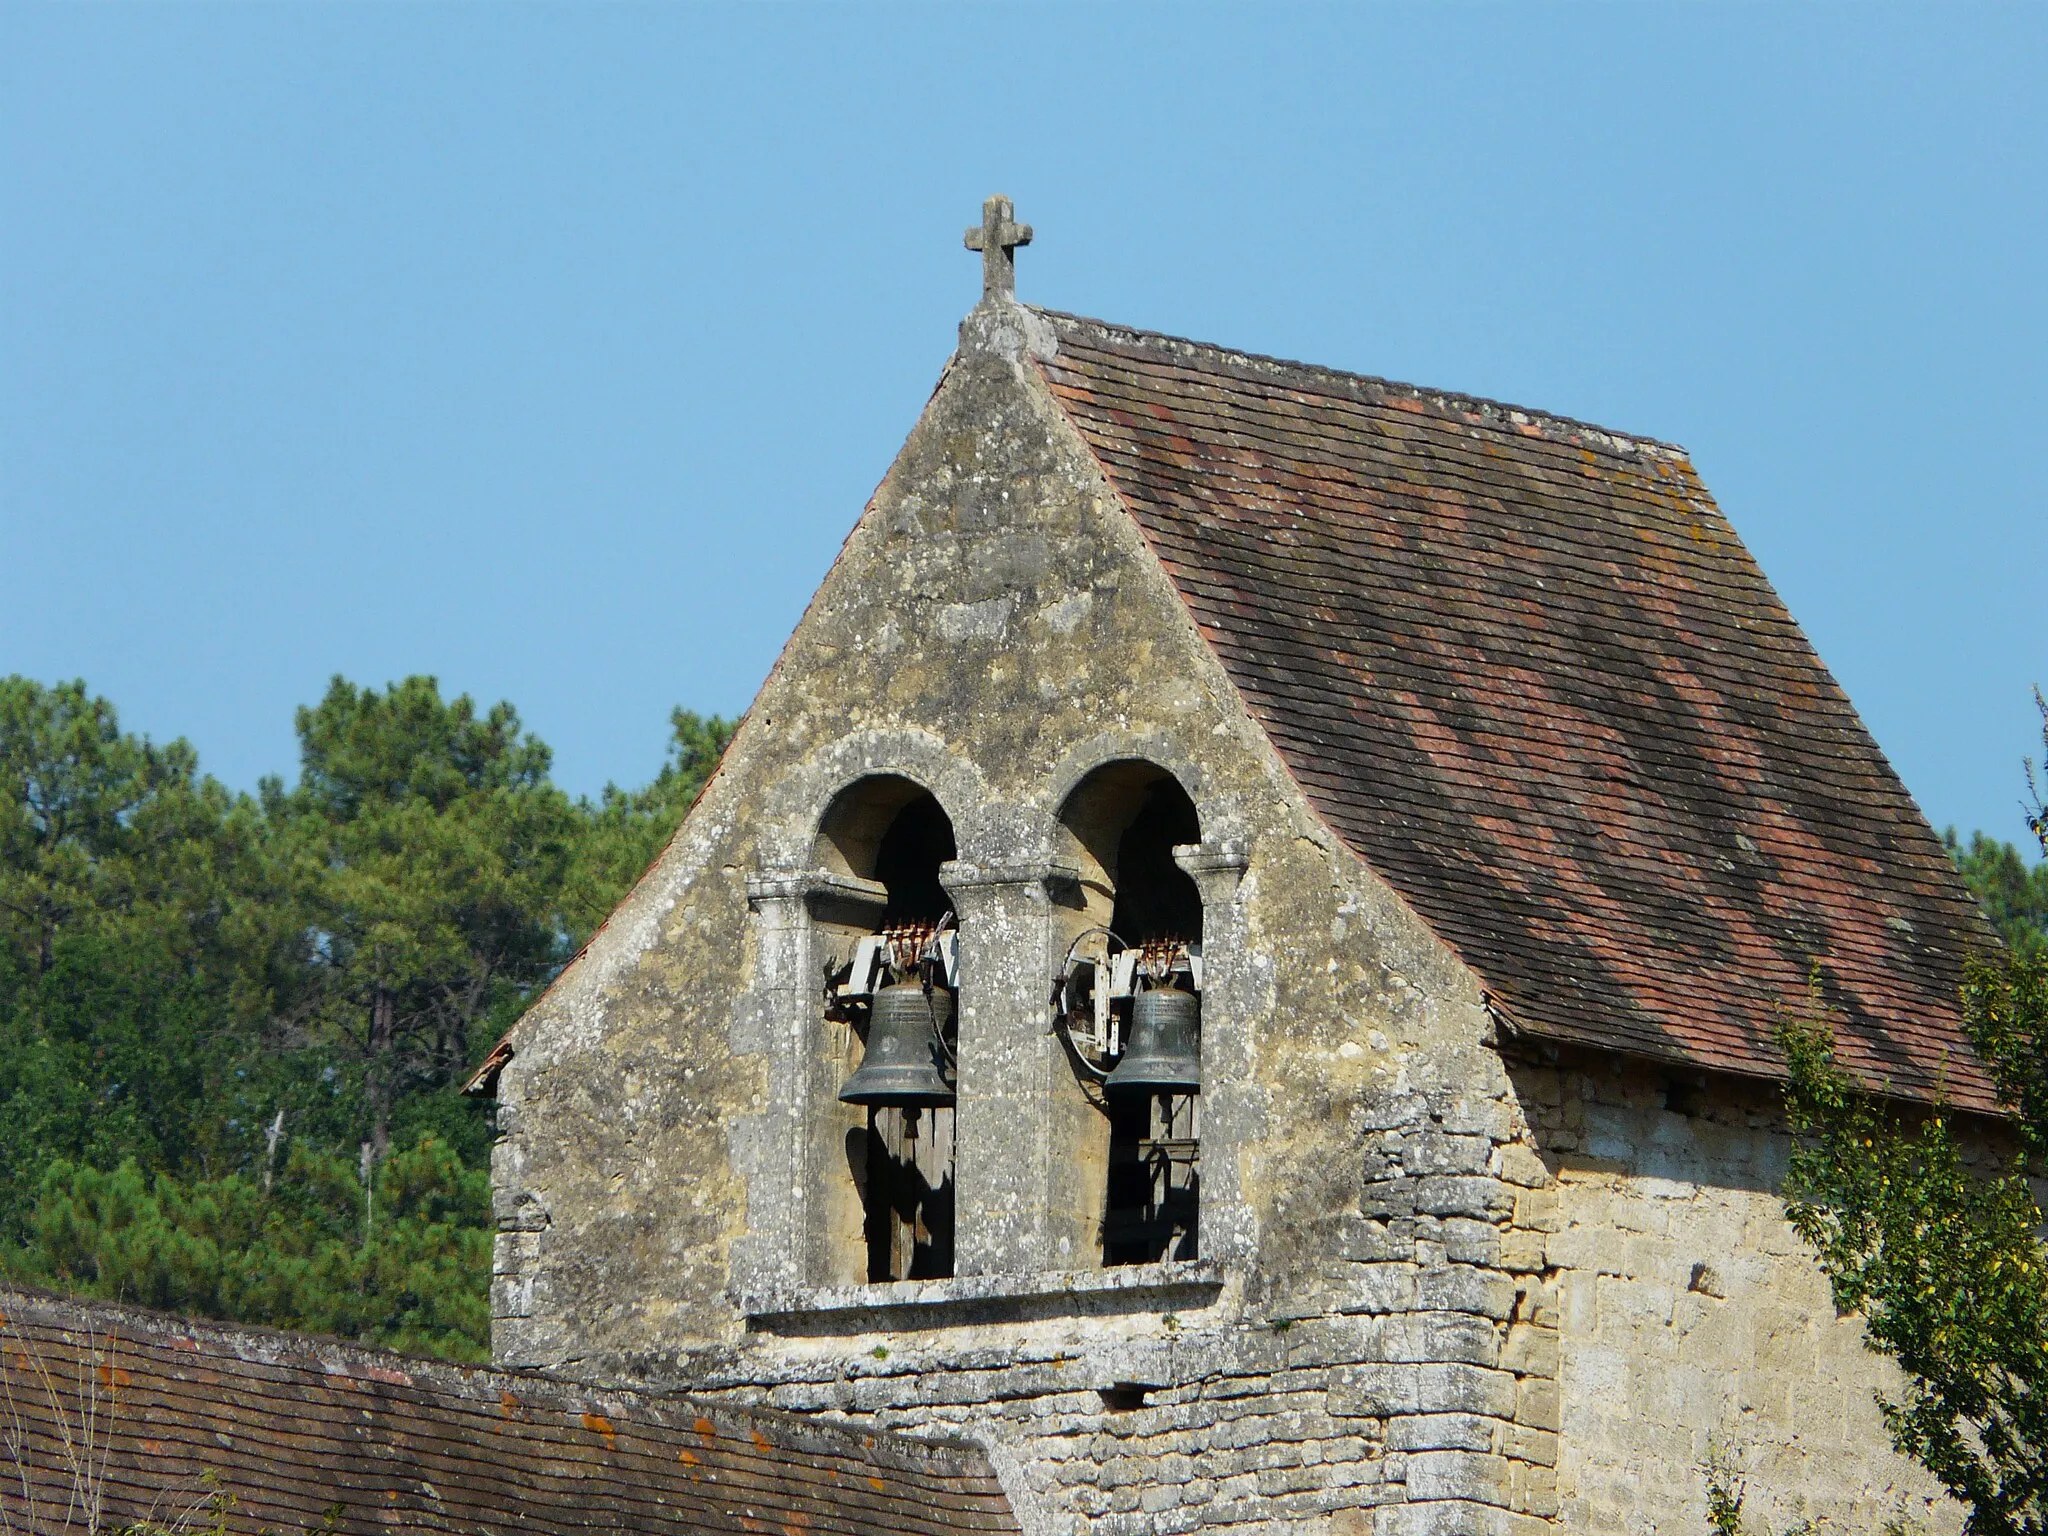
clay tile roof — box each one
[1034,309,1998,1112]
[0,1287,1020,1536]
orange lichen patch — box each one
[868,1478,887,1493]
[98,1361,133,1390]
[499,1391,526,1420]
[694,1416,717,1445]
[580,1412,617,1448]
[677,1448,700,1467]
[751,1430,773,1454]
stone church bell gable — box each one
[485,199,1983,1536]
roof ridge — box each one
[1029,306,1692,461]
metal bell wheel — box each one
[1104,986,1202,1096]
[839,982,957,1107]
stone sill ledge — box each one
[739,1260,1223,1328]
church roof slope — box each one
[0,1287,1020,1536]
[1034,309,1996,1111]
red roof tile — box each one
[1036,311,1998,1111]
[0,1288,1019,1536]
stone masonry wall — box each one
[565,1073,1563,1536]
[552,1072,1567,1536]
[1510,1051,1961,1535]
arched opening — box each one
[815,776,957,1283]
[1055,762,1204,1267]
[1106,781,1203,945]
[1057,762,1202,943]
[872,794,956,927]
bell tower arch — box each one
[814,776,959,1283]
[729,735,990,1310]
[1055,761,1206,1266]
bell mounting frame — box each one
[1052,927,1202,1082]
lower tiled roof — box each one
[1037,310,1998,1111]
[0,1288,1019,1536]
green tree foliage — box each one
[11,1136,490,1360]
[1945,829,2048,961]
[0,674,730,1360]
[1782,833,2048,1530]
[271,677,583,1162]
[0,677,235,975]
[0,930,247,1228]
[1943,694,2048,962]
[0,679,285,1229]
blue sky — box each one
[2,5,2043,849]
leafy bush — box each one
[1780,957,2048,1529]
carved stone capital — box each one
[939,859,1079,906]
[746,868,889,917]
[1173,840,1249,904]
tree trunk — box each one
[366,984,394,1166]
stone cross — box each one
[964,195,1033,302]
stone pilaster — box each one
[730,868,888,1303]
[940,858,1074,1275]
[1174,840,1257,1266]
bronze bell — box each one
[1104,986,1202,1096]
[840,982,957,1107]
